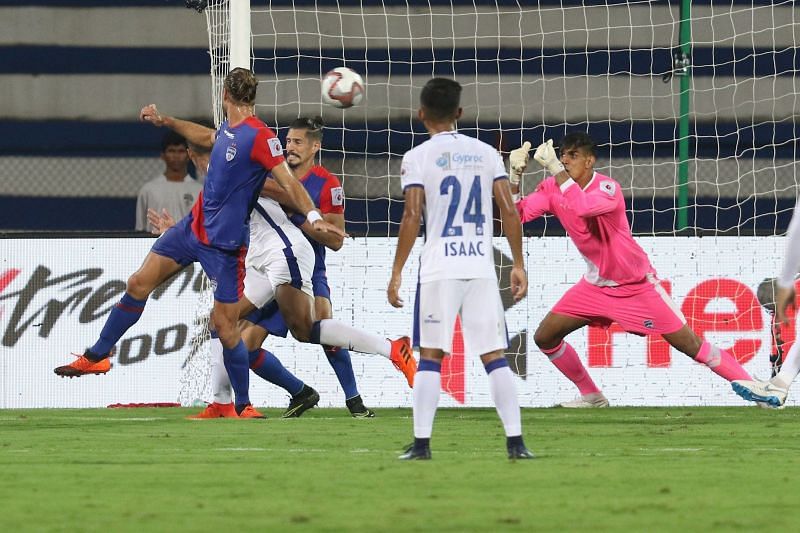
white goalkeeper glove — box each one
[508,141,531,186]
[533,139,565,176]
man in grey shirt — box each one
[135,131,202,231]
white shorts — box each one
[243,238,314,308]
[415,278,508,356]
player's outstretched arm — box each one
[298,213,345,251]
[270,162,348,239]
[139,104,215,150]
[493,179,527,301]
[388,186,424,308]
[146,208,176,236]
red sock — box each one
[542,341,601,395]
[694,341,752,382]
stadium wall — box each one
[0,1,796,232]
[1,235,795,409]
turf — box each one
[1,407,799,532]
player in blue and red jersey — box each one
[54,68,344,419]
[234,116,376,417]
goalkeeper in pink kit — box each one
[510,133,752,407]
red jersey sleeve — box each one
[319,174,345,215]
[250,127,286,171]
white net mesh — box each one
[179,1,799,406]
[177,0,231,406]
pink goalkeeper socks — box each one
[694,341,752,382]
[543,341,601,395]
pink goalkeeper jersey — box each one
[516,172,654,286]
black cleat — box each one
[282,385,320,418]
[507,444,535,460]
[398,443,431,460]
[346,395,375,418]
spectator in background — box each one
[135,131,202,231]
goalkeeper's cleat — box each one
[54,352,111,377]
[732,378,788,407]
[186,402,237,419]
[558,392,609,408]
[507,444,536,460]
[398,443,431,461]
[282,385,320,418]
[389,336,416,388]
[756,401,785,410]
[237,404,267,419]
[346,395,376,418]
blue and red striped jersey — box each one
[191,116,285,250]
[300,165,344,272]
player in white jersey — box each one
[732,196,800,407]
[387,78,533,460]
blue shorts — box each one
[244,271,330,336]
[151,217,246,304]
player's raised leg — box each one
[314,295,374,417]
[733,328,796,406]
[54,250,183,377]
[273,282,416,387]
[663,326,752,383]
[309,318,415,388]
[534,311,608,408]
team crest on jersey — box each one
[600,180,616,196]
[268,137,283,157]
[225,145,237,162]
[331,187,344,206]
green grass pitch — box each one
[1,407,799,532]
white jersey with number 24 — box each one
[400,131,507,283]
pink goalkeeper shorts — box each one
[551,274,686,335]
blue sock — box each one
[324,345,359,400]
[249,349,305,396]
[310,321,322,344]
[89,293,147,356]
[223,339,250,407]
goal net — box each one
[182,0,798,407]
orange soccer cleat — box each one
[389,336,417,388]
[54,353,111,378]
[186,402,237,419]
[237,404,267,419]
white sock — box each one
[776,340,800,388]
[210,337,233,404]
[318,319,391,358]
[413,370,441,439]
[487,366,522,437]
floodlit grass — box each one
[1,407,799,532]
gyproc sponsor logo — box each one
[436,152,484,170]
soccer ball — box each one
[321,67,365,109]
